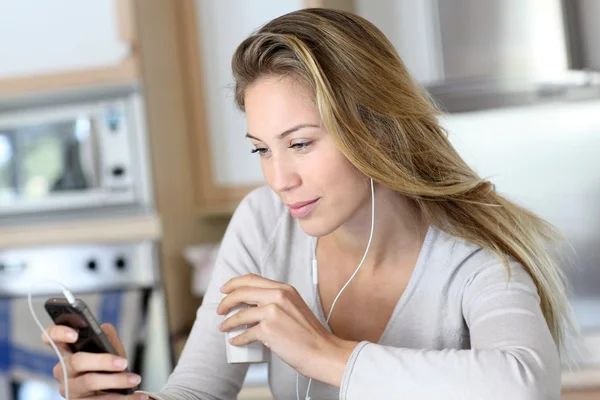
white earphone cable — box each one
[298,237,321,400]
[28,280,77,400]
[325,178,375,324]
[300,178,375,400]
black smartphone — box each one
[44,297,135,395]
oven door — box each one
[0,100,135,215]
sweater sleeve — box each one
[142,188,280,400]
[339,260,561,400]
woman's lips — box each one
[287,199,319,218]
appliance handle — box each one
[86,116,103,190]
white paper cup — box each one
[224,304,269,364]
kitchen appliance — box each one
[0,241,172,400]
[425,0,600,112]
[356,0,600,112]
[0,87,152,216]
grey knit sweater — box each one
[144,186,560,400]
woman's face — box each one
[244,76,370,237]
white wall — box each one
[195,0,304,187]
[0,0,128,78]
[442,100,600,299]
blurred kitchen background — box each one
[0,1,598,399]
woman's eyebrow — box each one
[246,123,321,141]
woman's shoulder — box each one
[428,226,530,287]
[226,185,290,248]
[225,186,306,277]
[238,185,286,215]
[234,185,287,229]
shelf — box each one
[237,380,600,400]
[0,213,162,249]
[197,200,242,219]
[562,368,600,390]
[237,385,273,400]
[0,57,139,98]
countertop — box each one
[238,385,273,400]
[562,368,600,390]
[0,213,162,248]
[234,367,600,400]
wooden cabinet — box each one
[0,0,138,96]
[176,0,320,214]
[562,389,600,399]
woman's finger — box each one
[217,287,268,315]
[219,303,269,332]
[77,392,149,400]
[217,287,295,315]
[58,380,93,399]
[41,325,76,356]
[71,351,129,374]
[78,391,149,400]
[101,323,127,358]
[42,325,78,344]
[53,351,129,383]
[68,371,142,396]
[221,273,288,294]
[226,303,293,348]
[228,324,262,347]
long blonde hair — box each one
[232,8,570,349]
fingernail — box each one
[139,395,149,400]
[114,358,128,369]
[66,331,77,340]
[129,374,142,385]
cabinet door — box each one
[181,0,310,210]
[0,0,137,95]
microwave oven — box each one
[0,92,153,216]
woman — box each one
[44,8,569,400]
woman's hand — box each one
[42,323,147,399]
[217,274,357,387]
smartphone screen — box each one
[44,297,135,395]
[45,298,119,355]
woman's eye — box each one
[289,142,311,150]
[250,147,268,156]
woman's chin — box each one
[297,218,335,238]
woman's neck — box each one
[318,185,428,271]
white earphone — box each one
[298,177,375,400]
[29,280,77,400]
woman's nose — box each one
[269,158,301,193]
